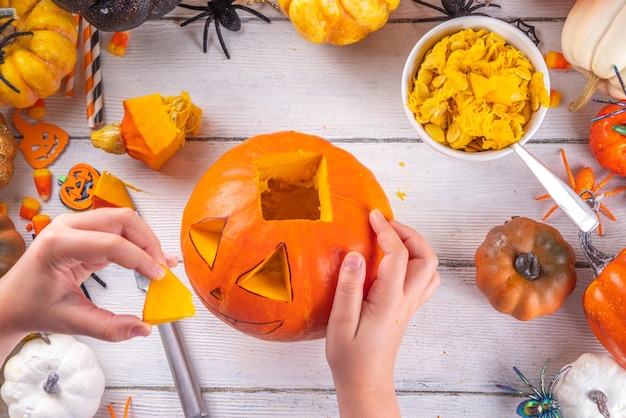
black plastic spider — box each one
[412,1,541,45]
[0,18,33,93]
[412,0,501,17]
[179,0,270,59]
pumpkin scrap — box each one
[474,217,577,321]
[408,28,550,152]
[0,212,25,277]
[91,171,136,210]
[90,91,202,171]
[181,131,393,341]
[0,0,78,108]
[0,112,16,188]
[142,265,196,326]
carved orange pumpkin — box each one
[180,131,393,341]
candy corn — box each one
[32,214,51,235]
[19,197,40,220]
[0,202,7,216]
[33,168,52,201]
[27,99,45,119]
[107,31,130,56]
[544,51,571,70]
[549,89,562,108]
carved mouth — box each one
[215,311,283,336]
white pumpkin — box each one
[1,334,105,418]
[553,352,626,418]
[561,0,626,111]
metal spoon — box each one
[511,143,598,233]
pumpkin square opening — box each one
[254,152,331,222]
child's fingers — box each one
[51,295,151,342]
[51,208,166,263]
[327,252,366,340]
[41,228,166,281]
[369,210,409,297]
[389,219,440,304]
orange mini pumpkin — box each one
[180,131,392,342]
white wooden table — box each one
[2,0,624,416]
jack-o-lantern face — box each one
[181,131,393,341]
[59,163,100,211]
[14,109,69,169]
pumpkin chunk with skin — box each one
[142,266,196,326]
[91,171,135,210]
[90,91,202,171]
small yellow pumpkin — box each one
[0,0,78,108]
[278,0,398,45]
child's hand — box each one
[0,208,177,362]
[326,209,440,418]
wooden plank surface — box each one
[2,0,623,416]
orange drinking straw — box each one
[83,19,103,128]
[64,14,80,97]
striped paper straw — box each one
[83,19,103,127]
[64,14,80,97]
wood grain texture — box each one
[1,0,623,416]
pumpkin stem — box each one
[589,390,611,418]
[42,371,59,395]
[514,252,540,280]
[90,122,127,155]
[568,74,600,112]
[578,231,614,276]
[613,124,626,136]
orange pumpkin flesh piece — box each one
[583,248,626,370]
[142,266,196,326]
[91,171,135,210]
[181,131,393,342]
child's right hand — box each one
[325,209,440,418]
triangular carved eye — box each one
[210,287,222,301]
[237,243,292,302]
[188,217,227,270]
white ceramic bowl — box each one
[401,16,550,162]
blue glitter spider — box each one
[497,359,571,418]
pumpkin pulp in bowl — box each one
[402,16,550,161]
